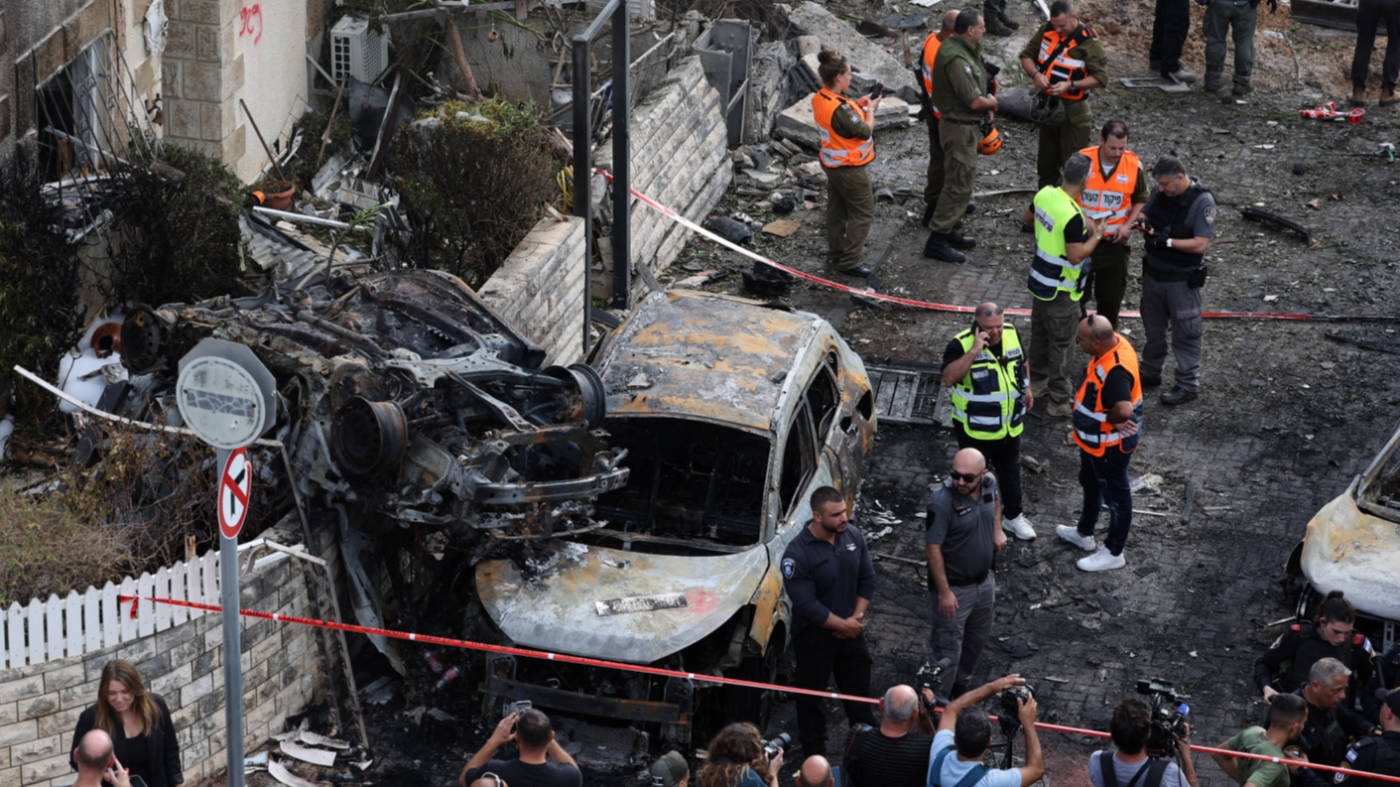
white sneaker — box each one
[1055,525,1096,551]
[1077,545,1126,572]
[1003,514,1036,540]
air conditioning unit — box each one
[330,16,389,84]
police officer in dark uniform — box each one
[781,485,877,757]
[1292,657,1375,786]
[1336,689,1400,787]
[1254,590,1375,709]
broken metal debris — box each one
[1239,207,1313,244]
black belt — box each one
[948,571,989,587]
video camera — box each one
[1136,678,1190,759]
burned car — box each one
[1289,421,1400,660]
[472,290,876,755]
[104,270,629,669]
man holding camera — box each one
[457,709,582,787]
[1089,698,1198,787]
[928,675,1044,787]
[1135,155,1215,407]
[844,684,935,787]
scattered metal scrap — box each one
[1239,206,1313,244]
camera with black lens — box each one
[1136,678,1190,759]
[999,683,1034,720]
[916,658,951,710]
[761,732,791,761]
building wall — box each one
[163,0,310,183]
[0,547,325,787]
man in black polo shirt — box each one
[925,447,1003,697]
[782,485,878,757]
[1292,657,1374,787]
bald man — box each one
[925,447,1005,697]
[799,755,835,787]
[844,684,936,787]
[942,302,1035,540]
[73,729,132,787]
[1056,315,1143,572]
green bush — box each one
[391,98,563,286]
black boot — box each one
[947,232,976,250]
[997,9,1019,30]
[985,14,1013,36]
[923,232,967,263]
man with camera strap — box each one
[1089,698,1198,787]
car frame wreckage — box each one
[472,289,876,758]
[59,276,876,760]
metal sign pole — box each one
[217,447,246,787]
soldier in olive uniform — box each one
[1018,1,1108,191]
[813,49,880,278]
[924,9,998,264]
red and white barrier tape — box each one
[599,169,1398,324]
[119,594,1400,782]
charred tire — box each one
[543,363,606,428]
[120,306,166,375]
[331,397,408,477]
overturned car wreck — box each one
[103,270,629,669]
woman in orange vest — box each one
[812,49,880,279]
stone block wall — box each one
[478,216,587,365]
[0,548,324,786]
[597,54,731,307]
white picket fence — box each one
[0,550,223,671]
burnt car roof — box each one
[592,291,826,433]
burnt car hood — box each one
[475,543,768,663]
[1300,477,1400,622]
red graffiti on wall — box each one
[239,1,263,45]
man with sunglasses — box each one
[458,709,581,787]
[942,301,1035,542]
[925,447,1005,697]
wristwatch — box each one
[1166,238,1174,249]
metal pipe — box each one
[572,33,592,356]
[610,1,631,309]
[251,206,371,231]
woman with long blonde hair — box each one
[70,660,183,787]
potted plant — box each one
[253,178,296,211]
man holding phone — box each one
[458,707,582,787]
[941,302,1035,541]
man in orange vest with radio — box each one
[1075,120,1149,328]
[1018,1,1108,192]
[1056,314,1143,573]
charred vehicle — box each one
[1289,421,1400,659]
[108,270,629,669]
[471,290,877,756]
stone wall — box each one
[598,54,731,305]
[0,546,324,787]
[481,54,730,363]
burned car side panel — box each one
[1297,423,1400,628]
[473,290,876,745]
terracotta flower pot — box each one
[254,180,296,211]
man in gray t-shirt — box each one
[925,447,1004,696]
[1134,154,1217,407]
[1088,698,1197,787]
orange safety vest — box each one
[919,31,943,119]
[1077,145,1140,238]
[812,88,876,169]
[1071,334,1144,456]
[1034,27,1093,101]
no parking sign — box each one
[218,447,251,539]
